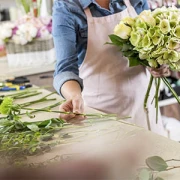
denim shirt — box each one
[52,0,149,96]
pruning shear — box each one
[6,76,30,84]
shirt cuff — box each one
[53,71,83,98]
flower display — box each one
[108,6,180,124]
[0,14,52,45]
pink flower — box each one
[12,27,18,35]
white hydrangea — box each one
[0,23,14,41]
[39,27,51,39]
[16,23,38,44]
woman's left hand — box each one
[147,65,171,78]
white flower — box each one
[0,28,12,40]
[4,22,15,29]
[39,27,50,39]
[0,39,4,46]
[12,35,21,44]
[114,22,132,39]
[40,16,52,25]
[29,25,38,38]
[18,23,38,38]
[16,23,38,44]
[19,35,28,45]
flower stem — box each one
[20,92,57,107]
[155,78,161,124]
[21,98,56,107]
[167,166,180,171]
[144,75,154,131]
[22,107,118,118]
[162,77,180,104]
[166,159,180,162]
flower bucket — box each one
[5,37,55,67]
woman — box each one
[52,0,169,136]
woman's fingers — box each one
[72,95,84,114]
[148,65,171,78]
[59,100,75,120]
[59,96,86,123]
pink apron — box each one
[79,0,166,136]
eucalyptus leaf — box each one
[27,124,39,132]
[155,177,164,180]
[139,169,150,180]
[146,156,168,172]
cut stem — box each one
[155,78,161,124]
[144,75,154,131]
[22,107,118,118]
[162,77,180,104]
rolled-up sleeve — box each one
[52,1,83,97]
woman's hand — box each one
[59,95,85,124]
[147,65,171,78]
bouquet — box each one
[0,14,52,46]
[107,6,180,124]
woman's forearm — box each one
[61,80,82,100]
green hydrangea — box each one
[112,6,180,70]
[0,97,14,115]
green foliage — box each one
[155,177,164,180]
[146,156,168,172]
[0,97,14,115]
[138,169,151,180]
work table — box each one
[0,58,55,91]
[0,88,180,179]
[0,58,55,79]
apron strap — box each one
[123,0,138,17]
[84,8,93,22]
[123,0,132,7]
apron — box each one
[79,0,167,136]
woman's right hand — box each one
[59,95,85,123]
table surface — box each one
[0,88,180,179]
[0,58,55,80]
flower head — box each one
[114,22,132,39]
[138,10,156,27]
[0,97,13,115]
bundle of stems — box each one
[144,75,180,130]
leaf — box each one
[38,120,51,127]
[122,44,132,51]
[15,121,24,130]
[139,169,150,180]
[108,34,124,46]
[155,177,164,180]
[45,120,52,129]
[146,156,168,172]
[40,133,53,141]
[26,111,35,119]
[128,56,142,67]
[122,50,136,57]
[27,124,39,132]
